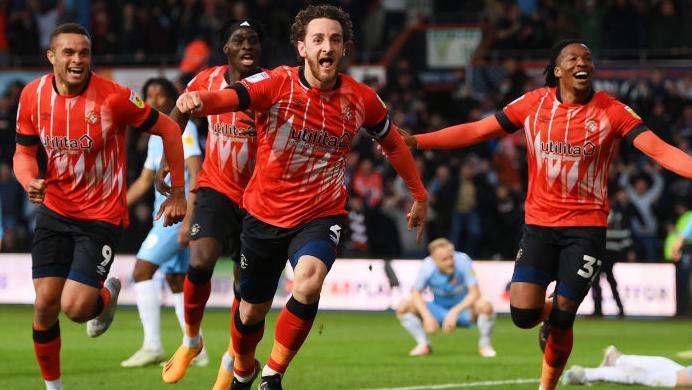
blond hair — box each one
[428,238,454,254]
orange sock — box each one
[266,296,318,374]
[33,321,61,381]
[183,275,211,337]
[540,326,573,390]
[231,306,264,377]
[226,295,241,359]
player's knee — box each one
[292,264,326,303]
[61,300,91,323]
[132,261,157,282]
[239,301,270,325]
[190,246,217,269]
[34,296,61,321]
[395,299,413,315]
[549,308,576,329]
[476,299,493,315]
[510,306,543,329]
[165,273,185,293]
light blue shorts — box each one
[426,301,473,327]
[136,221,189,274]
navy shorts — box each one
[189,187,244,263]
[239,214,345,303]
[512,224,606,302]
[32,206,122,288]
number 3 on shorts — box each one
[577,254,602,282]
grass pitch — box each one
[1,305,690,389]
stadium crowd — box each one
[0,0,691,264]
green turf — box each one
[1,305,690,389]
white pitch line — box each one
[362,378,540,390]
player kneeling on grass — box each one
[563,345,692,388]
[396,238,496,358]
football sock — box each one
[92,285,112,319]
[221,351,234,373]
[232,305,264,378]
[183,266,213,338]
[44,378,62,390]
[615,354,683,371]
[398,313,429,346]
[583,366,676,387]
[135,280,161,350]
[262,364,282,378]
[540,325,573,390]
[266,296,319,374]
[172,292,185,332]
[477,313,496,348]
[33,321,61,382]
[224,294,241,358]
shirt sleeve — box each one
[107,85,159,131]
[682,219,692,239]
[360,84,391,140]
[455,252,478,287]
[496,91,537,133]
[414,259,435,291]
[234,68,283,112]
[15,86,39,145]
[608,100,646,142]
[182,121,202,159]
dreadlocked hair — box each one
[543,39,588,87]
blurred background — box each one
[0,0,690,317]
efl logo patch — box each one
[585,119,598,132]
[129,90,145,109]
[245,72,269,84]
[624,105,641,120]
[86,111,98,125]
[183,134,194,146]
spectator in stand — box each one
[427,164,456,242]
[620,163,664,261]
[344,196,369,258]
[450,158,481,257]
[492,184,522,260]
[351,158,384,209]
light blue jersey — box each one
[136,121,201,272]
[415,251,478,309]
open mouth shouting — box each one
[318,56,335,71]
[240,53,255,66]
[573,70,590,81]
[67,67,85,78]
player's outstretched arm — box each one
[126,168,155,207]
[154,106,192,196]
[176,89,241,116]
[13,144,44,204]
[632,130,692,178]
[148,113,187,226]
[412,115,507,150]
[378,126,429,243]
[178,155,201,246]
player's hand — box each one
[406,199,428,243]
[155,187,186,226]
[178,217,191,246]
[155,157,171,196]
[25,179,45,204]
[442,312,458,333]
[397,127,417,149]
[176,92,203,115]
[422,315,439,333]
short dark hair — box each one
[543,39,588,87]
[219,19,264,48]
[49,23,91,49]
[290,4,353,46]
[141,77,179,102]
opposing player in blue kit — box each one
[121,78,209,368]
[396,238,497,357]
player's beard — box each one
[306,54,339,87]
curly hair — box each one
[290,4,353,46]
[543,38,588,87]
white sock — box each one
[476,313,495,348]
[45,378,62,390]
[172,292,186,332]
[584,365,678,388]
[221,351,234,373]
[398,313,429,346]
[262,364,282,378]
[135,280,161,351]
[234,367,258,383]
[615,354,684,371]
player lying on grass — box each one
[396,238,496,358]
[563,345,692,388]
